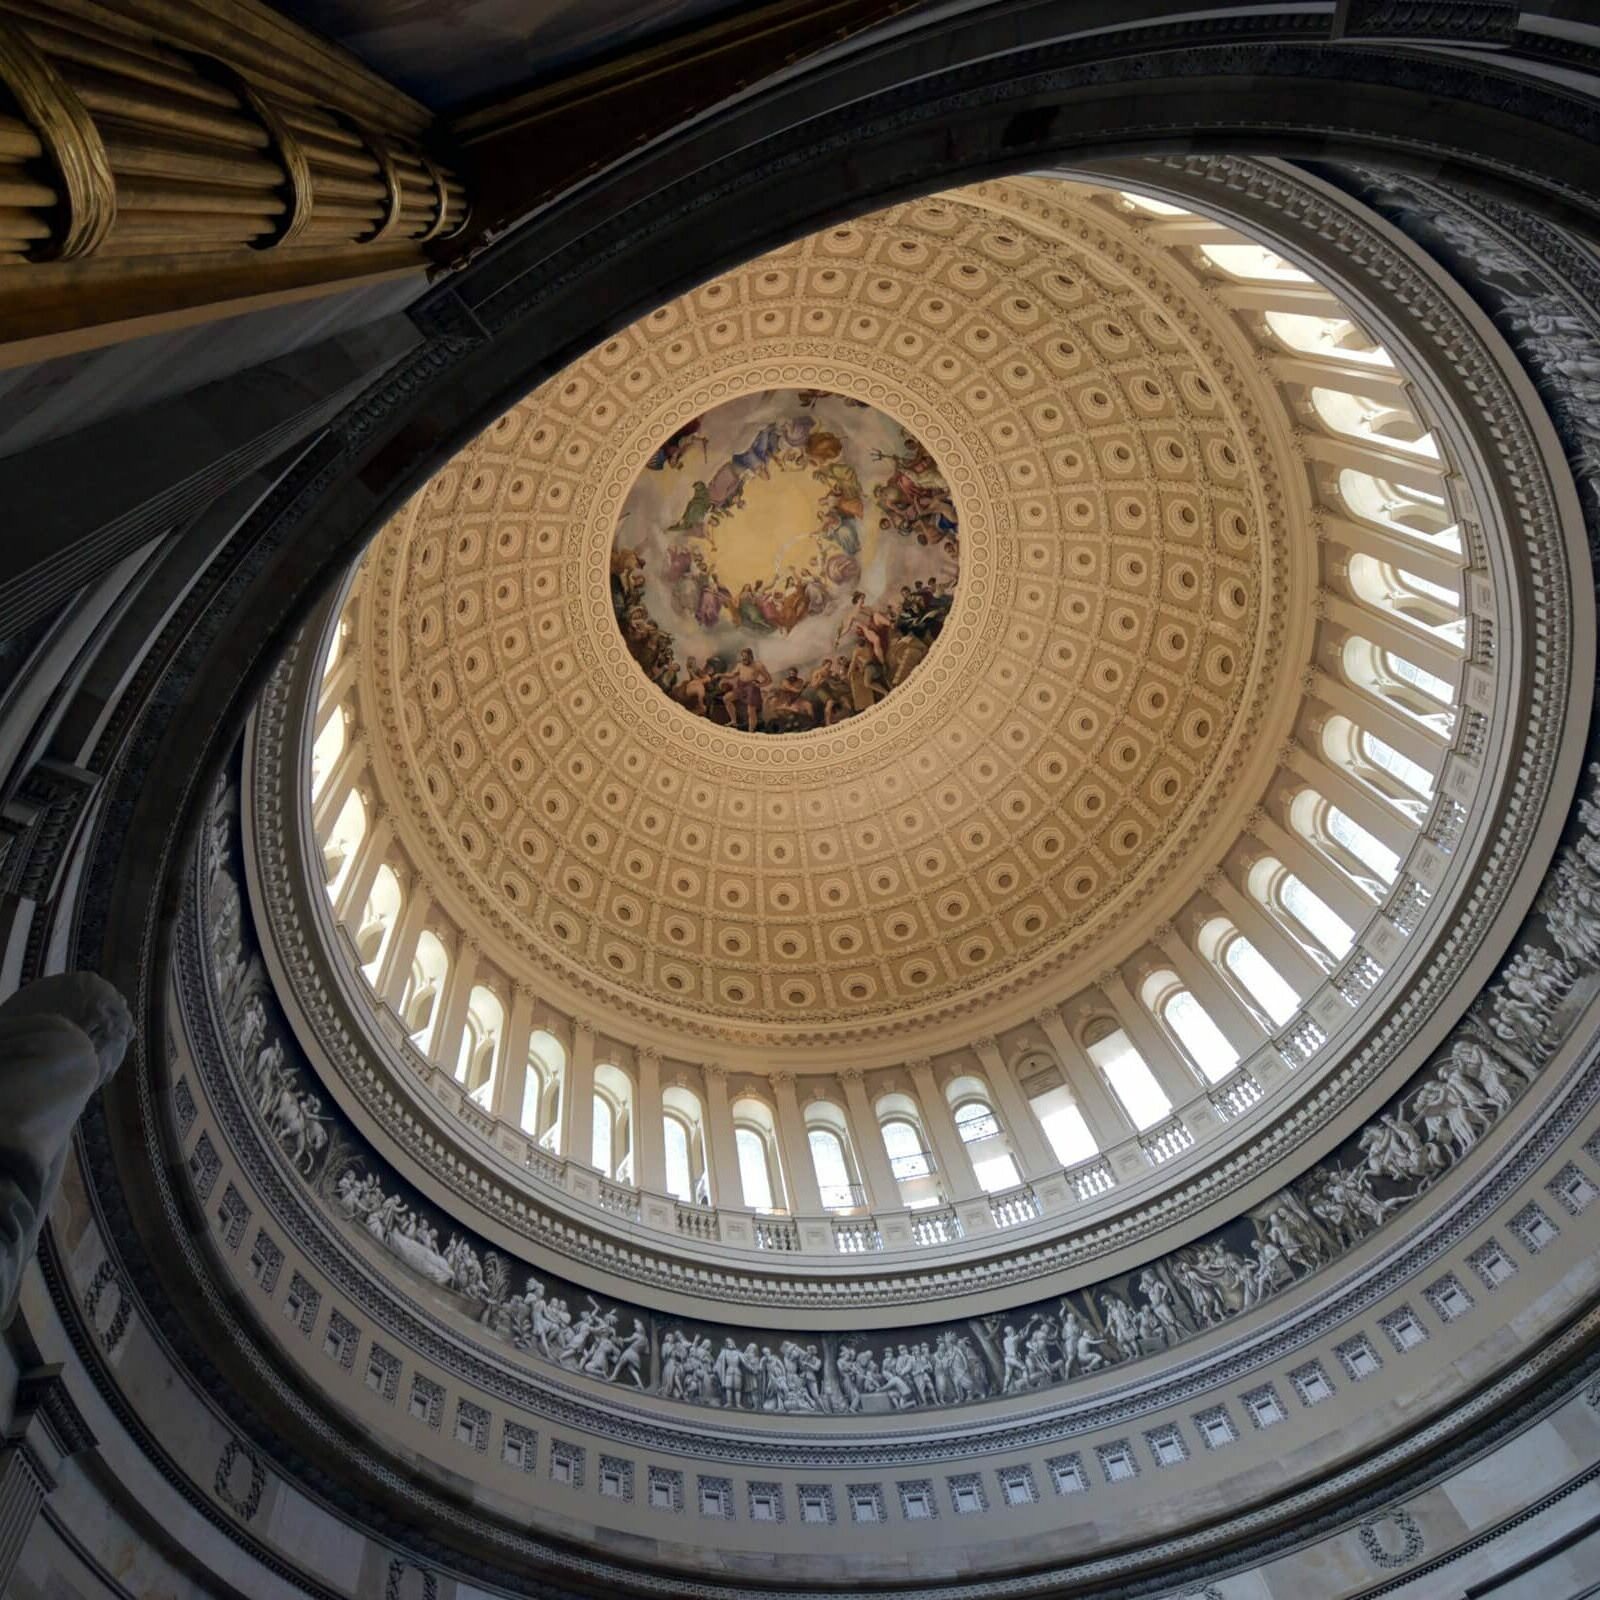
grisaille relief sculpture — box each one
[0,971,133,1321]
[193,759,1600,1415]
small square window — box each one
[1468,1240,1517,1289]
[1195,1408,1237,1450]
[848,1486,883,1524]
[1550,1163,1598,1215]
[698,1477,732,1518]
[554,1457,574,1486]
[750,1492,777,1522]
[1147,1428,1187,1467]
[905,1491,933,1519]
[1336,1336,1382,1380]
[601,1470,625,1498]
[952,1485,982,1514]
[1098,1443,1137,1483]
[1290,1361,1334,1406]
[1380,1306,1429,1351]
[651,1481,674,1509]
[800,1492,830,1524]
[1048,1454,1087,1495]
[504,1437,526,1469]
[1242,1385,1286,1428]
[1426,1273,1474,1321]
[1510,1203,1559,1253]
[1001,1471,1034,1506]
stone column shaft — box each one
[1097,972,1202,1114]
[1156,929,1265,1060]
[558,1023,596,1167]
[376,885,429,1010]
[1208,874,1324,999]
[1034,1007,1137,1152]
[634,1050,667,1194]
[770,1074,823,1213]
[334,811,393,928]
[972,1037,1054,1178]
[432,938,478,1076]
[493,988,535,1126]
[311,736,365,838]
[701,1067,742,1209]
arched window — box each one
[1274,867,1355,960]
[1216,931,1300,1026]
[310,710,346,802]
[1360,728,1435,799]
[880,1116,931,1180]
[735,1126,776,1211]
[1348,555,1463,643]
[321,788,365,892]
[1336,469,1459,551]
[592,1063,633,1183]
[457,985,504,1107]
[592,1092,614,1179]
[953,1100,1000,1143]
[1200,242,1311,281]
[1141,970,1238,1084]
[1291,790,1400,893]
[1321,713,1434,818]
[1343,636,1456,733]
[807,1128,854,1209]
[1027,1083,1098,1166]
[664,1114,693,1202]
[1084,1023,1172,1131]
[353,864,401,979]
[400,930,448,1053]
[1266,310,1390,361]
[1309,387,1436,454]
[520,1029,565,1143]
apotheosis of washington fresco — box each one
[610,390,959,733]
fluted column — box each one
[839,1068,898,1210]
[1155,926,1265,1061]
[311,736,365,835]
[0,1368,94,1593]
[971,1037,1054,1177]
[634,1048,667,1194]
[432,937,478,1074]
[1207,873,1324,998]
[492,987,535,1125]
[906,1059,980,1201]
[334,808,393,927]
[1033,1006,1137,1153]
[558,1021,596,1167]
[769,1073,823,1213]
[701,1065,742,1208]
[376,883,428,1008]
[1096,972,1202,1114]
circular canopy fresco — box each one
[610,390,959,733]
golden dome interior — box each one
[351,178,1308,1054]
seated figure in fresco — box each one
[766,667,815,729]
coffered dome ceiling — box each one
[358,179,1302,1049]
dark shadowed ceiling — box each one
[272,0,747,109]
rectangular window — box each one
[904,1490,933,1519]
[1243,1386,1286,1428]
[800,1493,829,1524]
[1553,1165,1598,1213]
[1002,1473,1032,1506]
[953,1485,982,1514]
[1100,1445,1136,1483]
[1199,1412,1235,1449]
[851,1494,879,1523]
[1388,1311,1426,1349]
[553,1457,574,1486]
[601,1469,625,1499]
[504,1437,525,1469]
[1049,1456,1087,1495]
[1150,1432,1185,1466]
[1086,1029,1172,1132]
[750,1492,776,1522]
[700,1485,724,1517]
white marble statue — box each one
[0,973,133,1322]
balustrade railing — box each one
[1065,1155,1115,1200]
[833,1220,882,1253]
[597,1179,640,1221]
[1140,1117,1195,1166]
[754,1216,801,1252]
[1209,1067,1265,1121]
[675,1205,719,1242]
[989,1185,1041,1230]
[910,1206,962,1246]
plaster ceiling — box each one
[355,179,1302,1050]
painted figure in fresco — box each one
[721,648,771,732]
[647,416,707,471]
